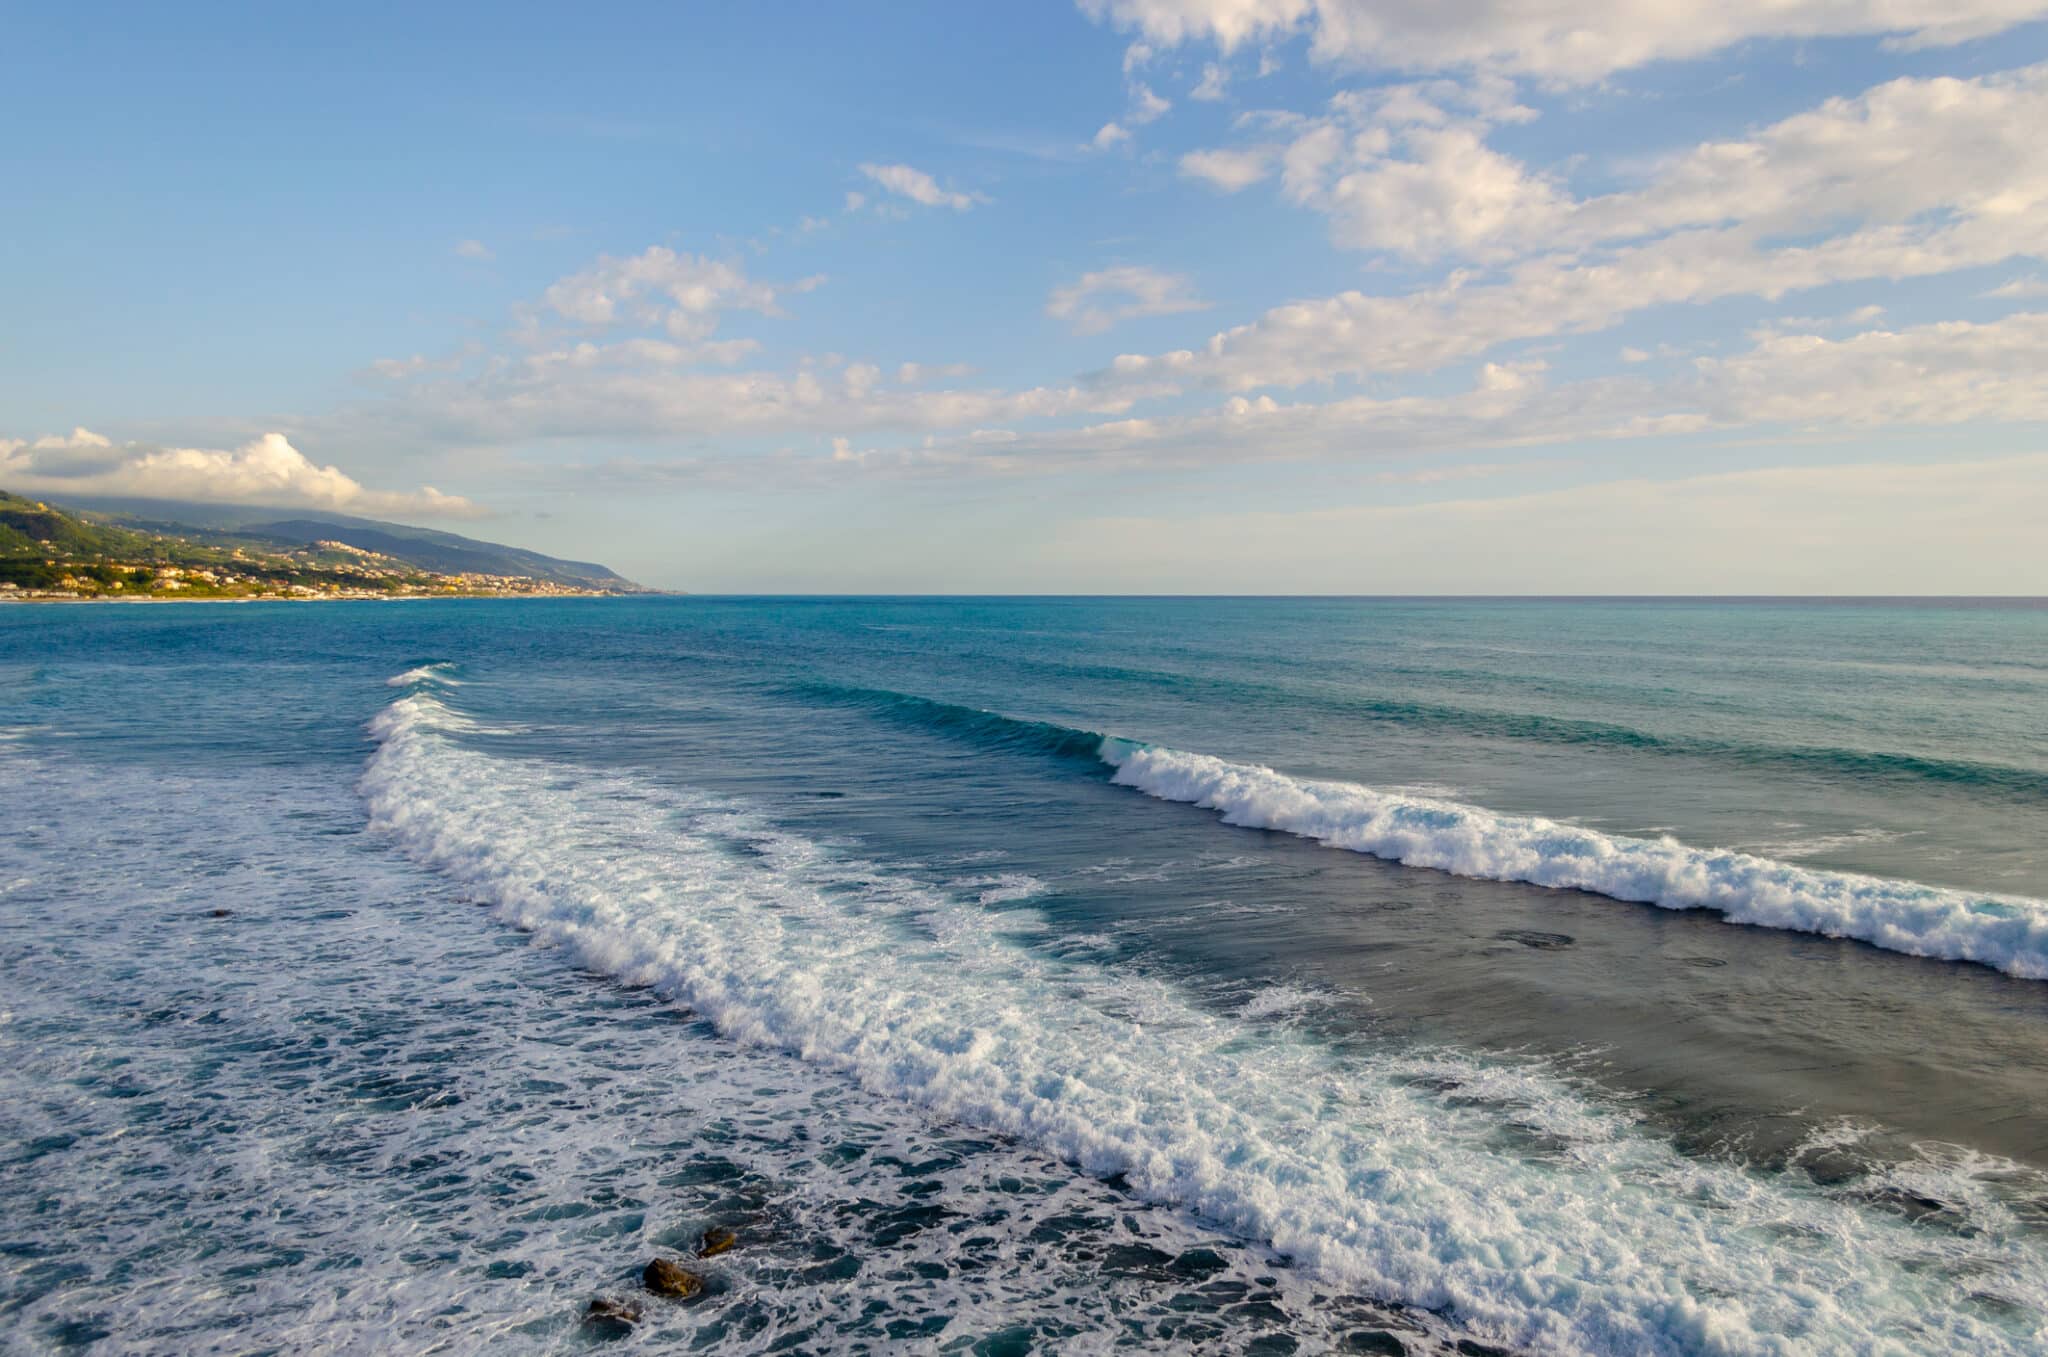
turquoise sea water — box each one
[4,597,2047,1353]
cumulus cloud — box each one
[1112,65,2048,389]
[857,162,988,211]
[0,429,480,518]
[1078,0,2048,83]
[1697,311,2048,427]
[1047,266,1211,334]
[454,239,493,261]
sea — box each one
[3,596,2047,1355]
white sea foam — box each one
[1236,983,1331,1021]
[360,684,2048,1355]
[1742,826,1907,860]
[386,662,461,687]
[9,748,1418,1354]
[1104,743,2048,980]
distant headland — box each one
[0,490,655,601]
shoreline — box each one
[1,590,663,605]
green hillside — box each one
[0,490,641,599]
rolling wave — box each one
[779,680,1130,764]
[360,679,2048,1355]
[1105,745,2048,981]
[812,662,2048,799]
[796,682,2048,980]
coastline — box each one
[1,589,662,605]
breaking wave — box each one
[386,661,462,688]
[360,679,2047,1354]
[787,683,2048,981]
[1104,744,2048,981]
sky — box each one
[5,0,2048,593]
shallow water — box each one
[4,596,2047,1354]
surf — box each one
[791,682,2048,981]
[360,677,2048,1355]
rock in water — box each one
[699,1227,738,1258]
[643,1257,704,1299]
[584,1297,641,1337]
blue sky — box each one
[6,0,2048,591]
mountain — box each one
[47,495,644,591]
[1,489,649,598]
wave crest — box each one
[1106,744,2048,980]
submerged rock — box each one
[699,1226,738,1258]
[1492,929,1573,950]
[584,1296,641,1337]
[643,1256,705,1299]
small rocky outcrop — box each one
[699,1227,738,1258]
[583,1296,641,1337]
[642,1256,704,1299]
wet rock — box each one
[209,908,232,918]
[584,1297,641,1337]
[643,1256,705,1299]
[699,1226,738,1258]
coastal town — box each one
[0,492,643,601]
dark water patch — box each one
[1492,930,1575,950]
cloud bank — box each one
[0,429,480,519]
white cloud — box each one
[1093,121,1134,150]
[1180,145,1277,191]
[1985,274,2048,298]
[1290,121,1567,257]
[0,428,479,518]
[1697,311,2048,427]
[1078,0,2048,83]
[372,339,1164,445]
[857,162,987,211]
[1192,62,1231,100]
[454,238,494,261]
[1047,266,1211,335]
[1116,66,2048,389]
[762,309,2048,479]
[540,246,813,342]
[1129,81,1173,124]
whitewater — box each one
[10,594,2048,1355]
[359,676,2048,1355]
[1103,743,2048,980]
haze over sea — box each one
[4,595,2046,1354]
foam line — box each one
[360,679,2048,1355]
[1104,744,2048,980]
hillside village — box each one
[0,491,639,601]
